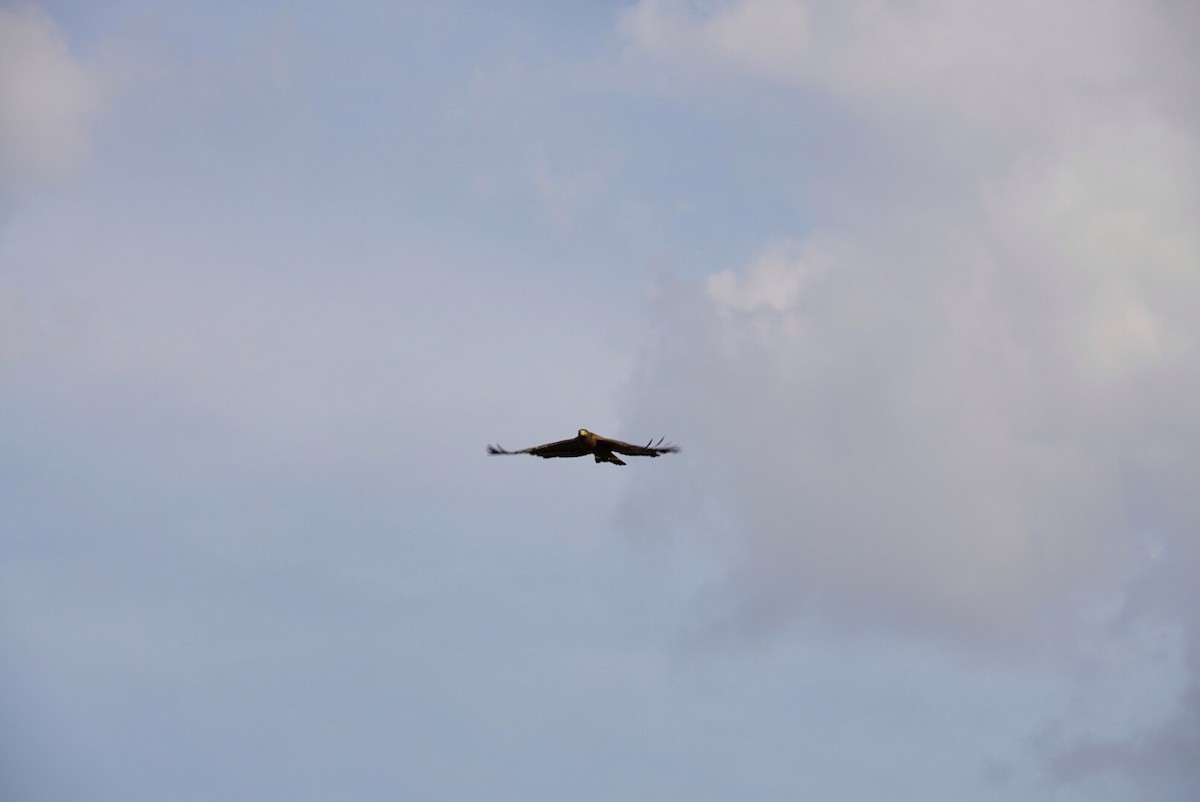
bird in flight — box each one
[487,428,680,466]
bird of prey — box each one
[487,429,680,466]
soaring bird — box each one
[487,428,680,466]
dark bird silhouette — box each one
[487,428,680,466]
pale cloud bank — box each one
[0,7,101,180]
[620,0,1197,146]
[619,0,1199,792]
[706,239,813,313]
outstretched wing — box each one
[487,436,589,458]
[596,435,680,458]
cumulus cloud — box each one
[620,0,1197,146]
[0,6,101,180]
[619,0,1199,792]
[705,239,814,312]
[0,8,102,368]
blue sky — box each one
[2,2,1198,800]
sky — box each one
[1,1,1197,800]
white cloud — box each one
[620,0,1199,165]
[0,7,101,179]
[620,1,1200,792]
[706,239,813,312]
[622,0,1200,619]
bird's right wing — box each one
[599,436,680,457]
[487,436,589,458]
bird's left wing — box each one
[487,436,590,458]
[597,435,680,457]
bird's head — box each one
[578,428,590,437]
